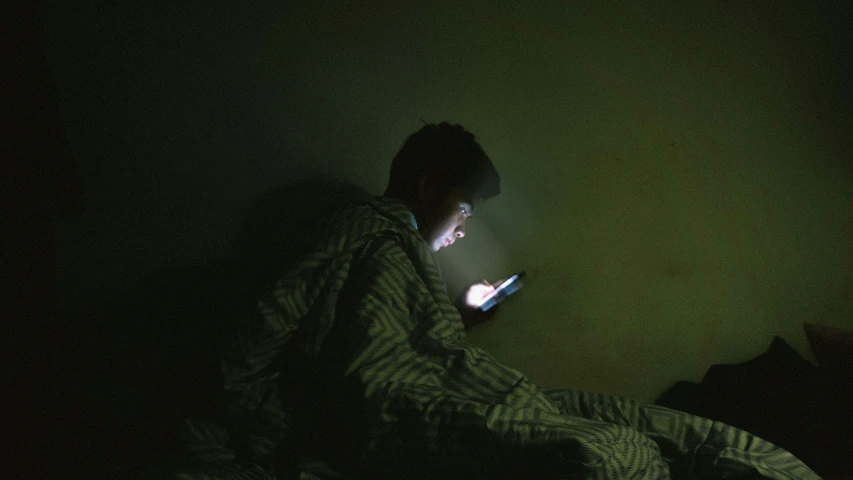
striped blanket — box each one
[178,197,819,479]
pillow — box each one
[804,323,853,372]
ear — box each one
[416,174,438,206]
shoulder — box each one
[304,198,418,252]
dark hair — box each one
[386,122,500,202]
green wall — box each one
[45,0,852,402]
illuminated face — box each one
[417,188,478,252]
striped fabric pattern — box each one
[198,197,820,479]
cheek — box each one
[444,214,464,233]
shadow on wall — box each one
[235,177,375,292]
[28,177,372,478]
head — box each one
[384,122,501,252]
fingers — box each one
[465,283,495,307]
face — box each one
[416,188,479,252]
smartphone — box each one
[475,271,526,311]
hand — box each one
[464,280,496,308]
[456,280,500,330]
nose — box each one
[455,224,465,238]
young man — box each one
[382,122,502,324]
[177,122,504,477]
[176,123,818,480]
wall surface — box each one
[44,0,853,402]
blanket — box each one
[199,197,819,479]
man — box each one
[176,123,818,479]
[381,121,502,327]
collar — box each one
[407,207,419,231]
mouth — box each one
[444,238,454,247]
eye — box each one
[461,207,469,216]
